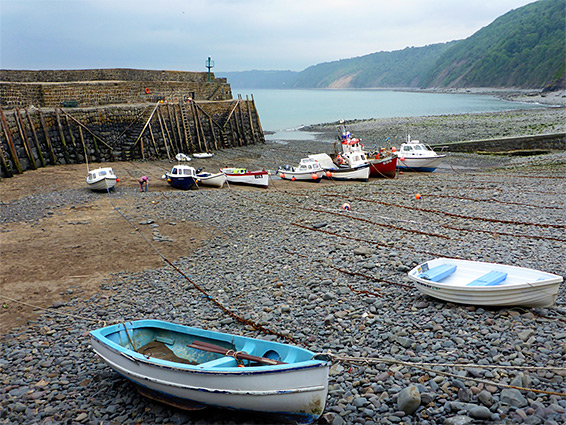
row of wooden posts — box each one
[0,94,265,177]
[131,94,265,161]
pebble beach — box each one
[1,106,566,425]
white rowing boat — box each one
[408,258,563,308]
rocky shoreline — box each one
[1,107,566,425]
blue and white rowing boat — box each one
[90,320,330,423]
[408,258,563,308]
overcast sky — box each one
[1,0,539,72]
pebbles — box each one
[1,113,566,424]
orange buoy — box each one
[311,173,318,180]
[415,193,421,200]
[326,171,332,178]
[280,173,285,179]
[291,176,296,181]
[145,87,150,94]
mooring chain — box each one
[324,194,566,229]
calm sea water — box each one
[231,88,544,138]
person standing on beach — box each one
[138,176,149,192]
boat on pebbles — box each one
[397,136,446,172]
[90,320,330,423]
[276,157,324,182]
[86,167,119,191]
[408,257,563,308]
[220,168,270,188]
[196,170,226,188]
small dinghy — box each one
[193,152,214,159]
[90,320,330,423]
[220,168,269,188]
[196,170,226,188]
[86,167,118,191]
[408,258,563,308]
[276,158,324,182]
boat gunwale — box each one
[90,320,329,375]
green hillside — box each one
[291,43,457,88]
[424,0,565,89]
[221,0,565,90]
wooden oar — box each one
[188,340,286,365]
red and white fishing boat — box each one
[220,168,269,188]
[337,122,397,178]
[366,150,398,178]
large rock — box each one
[500,388,528,407]
[397,384,421,415]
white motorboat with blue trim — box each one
[397,136,446,172]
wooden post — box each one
[189,101,203,152]
[207,115,219,150]
[14,108,37,169]
[158,108,175,155]
[132,102,160,150]
[78,126,90,166]
[64,114,80,163]
[38,109,57,165]
[236,98,248,145]
[148,122,159,157]
[251,94,265,143]
[194,104,221,151]
[245,96,256,143]
[55,109,71,163]
[166,104,180,154]
[156,107,171,160]
[63,115,77,147]
[179,102,194,152]
[26,110,46,167]
[0,106,22,174]
[194,103,208,152]
[223,100,239,128]
[173,105,188,152]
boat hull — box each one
[277,170,324,182]
[87,177,117,191]
[408,258,563,307]
[368,156,397,178]
[221,169,269,188]
[166,176,197,190]
[197,172,226,188]
[90,320,329,422]
[194,153,214,159]
[325,164,370,181]
[397,155,445,172]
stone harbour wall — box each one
[0,98,265,177]
[0,68,232,109]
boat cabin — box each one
[87,167,115,181]
[169,165,197,177]
[295,158,323,172]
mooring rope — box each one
[324,353,566,397]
